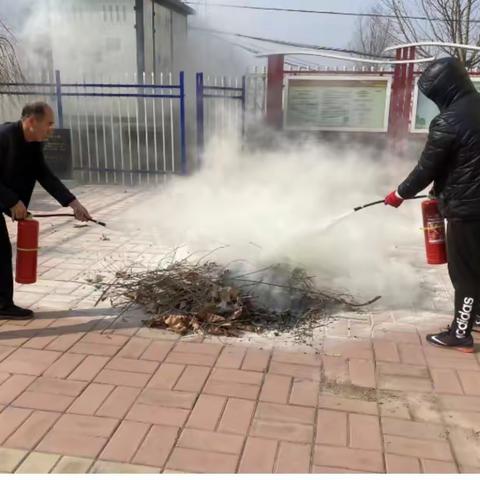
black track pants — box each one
[447,219,480,338]
[0,214,13,308]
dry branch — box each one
[96,259,380,339]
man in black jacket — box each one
[0,102,91,319]
[385,56,480,353]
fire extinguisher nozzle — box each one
[91,219,106,227]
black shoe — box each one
[426,330,474,353]
[0,305,34,320]
[473,315,480,333]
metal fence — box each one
[245,66,267,120]
[195,72,246,166]
[0,68,268,183]
[0,70,187,184]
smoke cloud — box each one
[120,128,432,309]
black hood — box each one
[418,57,476,111]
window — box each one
[102,5,107,21]
[122,5,127,21]
[115,5,120,22]
[109,5,114,21]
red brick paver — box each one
[0,185,478,473]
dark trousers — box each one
[447,219,480,337]
[0,214,13,308]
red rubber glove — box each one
[384,190,404,208]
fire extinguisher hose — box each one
[353,195,428,212]
[29,213,107,227]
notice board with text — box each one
[284,76,391,132]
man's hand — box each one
[384,190,404,208]
[69,199,92,222]
[10,201,28,221]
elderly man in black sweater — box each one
[0,102,91,319]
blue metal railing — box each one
[195,72,246,167]
[0,70,187,179]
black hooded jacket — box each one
[0,121,75,214]
[397,57,480,220]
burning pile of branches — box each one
[99,259,380,337]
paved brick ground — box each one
[0,184,479,473]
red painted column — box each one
[402,46,416,137]
[388,47,416,155]
[266,54,284,129]
[388,48,403,143]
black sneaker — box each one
[426,330,474,353]
[0,305,34,320]
[473,315,480,333]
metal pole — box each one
[135,0,145,83]
[135,72,141,185]
[55,70,64,128]
[196,72,205,168]
[117,82,125,185]
[241,75,246,139]
[179,70,187,175]
[93,74,100,183]
[126,73,133,185]
[101,75,108,184]
[160,72,167,173]
[81,74,92,184]
[168,72,175,173]
[143,71,149,184]
[100,75,108,183]
[152,72,158,182]
[222,75,227,135]
[213,75,218,135]
[67,85,76,175]
[110,76,117,184]
[75,82,83,182]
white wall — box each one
[48,0,137,82]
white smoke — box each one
[120,128,431,308]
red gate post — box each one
[401,46,417,154]
[388,46,417,156]
[388,47,405,153]
[266,54,285,129]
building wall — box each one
[48,0,137,81]
[154,3,173,77]
[152,1,188,78]
[171,8,187,74]
[46,0,189,82]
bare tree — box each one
[349,5,396,60]
[382,0,480,66]
[351,1,480,67]
[0,18,23,82]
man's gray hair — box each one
[21,101,52,120]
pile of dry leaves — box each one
[98,259,380,337]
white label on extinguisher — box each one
[426,220,445,244]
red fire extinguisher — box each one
[422,199,447,265]
[15,219,39,284]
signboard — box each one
[42,129,73,179]
[412,78,480,132]
[284,76,391,132]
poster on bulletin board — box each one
[284,76,391,132]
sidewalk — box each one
[0,185,478,473]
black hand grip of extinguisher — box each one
[353,195,428,212]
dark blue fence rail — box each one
[195,72,246,167]
[0,70,187,182]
